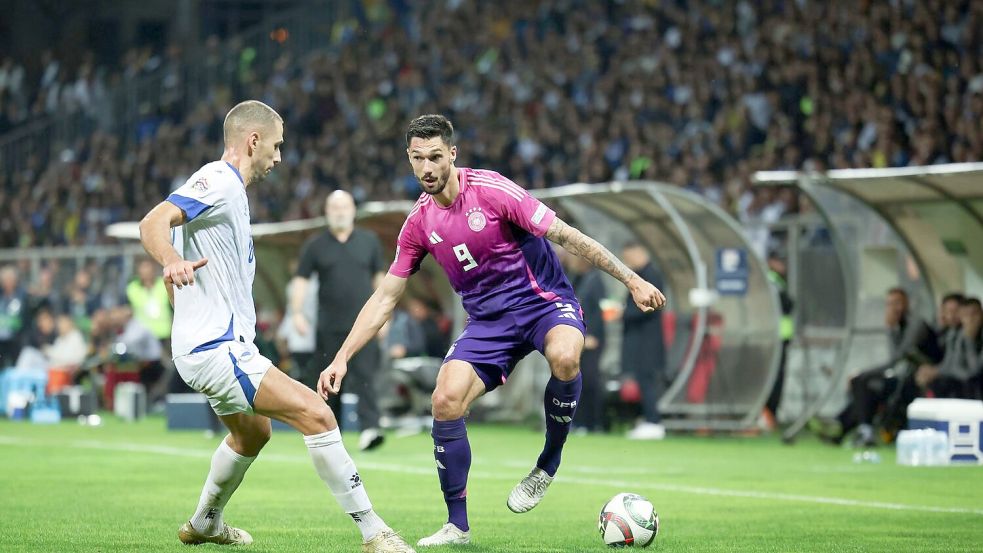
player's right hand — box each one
[292,312,310,336]
[318,358,348,399]
[628,276,667,312]
[163,258,208,289]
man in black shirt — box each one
[292,190,387,450]
[620,242,668,440]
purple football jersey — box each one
[390,167,577,320]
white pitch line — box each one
[2,436,982,517]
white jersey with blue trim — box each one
[166,160,257,358]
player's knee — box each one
[431,390,465,420]
[549,351,581,381]
[303,401,338,433]
[230,424,271,456]
[251,425,272,451]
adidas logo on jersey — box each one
[429,231,444,244]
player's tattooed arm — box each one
[546,217,667,312]
[546,218,636,285]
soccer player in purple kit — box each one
[319,115,666,547]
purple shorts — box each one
[444,298,586,391]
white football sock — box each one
[304,429,386,541]
[190,439,256,535]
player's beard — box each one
[248,170,266,187]
[248,163,274,186]
[419,173,447,196]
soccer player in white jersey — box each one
[139,100,414,553]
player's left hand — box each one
[628,276,667,312]
[318,358,348,399]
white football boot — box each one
[506,467,554,513]
[416,523,470,547]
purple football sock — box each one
[537,372,582,477]
[432,417,471,532]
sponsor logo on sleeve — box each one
[531,203,548,225]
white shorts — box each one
[174,340,273,416]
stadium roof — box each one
[754,162,983,221]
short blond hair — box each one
[223,100,283,144]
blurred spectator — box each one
[915,297,983,400]
[935,292,965,354]
[386,298,449,360]
[62,269,100,334]
[42,314,88,394]
[419,298,450,358]
[44,313,88,367]
[563,251,608,434]
[386,302,428,360]
[277,265,318,377]
[763,250,795,429]
[0,265,27,367]
[620,242,667,441]
[111,305,164,395]
[126,258,173,342]
[87,305,164,408]
[22,305,56,351]
[826,288,937,447]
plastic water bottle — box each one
[928,430,949,466]
[896,429,949,466]
[896,430,915,465]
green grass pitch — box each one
[1,417,980,552]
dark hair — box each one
[406,114,454,146]
[942,292,966,305]
[887,287,908,300]
[961,297,981,310]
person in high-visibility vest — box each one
[126,259,173,342]
[764,251,794,428]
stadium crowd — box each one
[2,0,982,249]
[0,45,176,136]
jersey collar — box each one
[225,162,245,186]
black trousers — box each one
[573,347,605,431]
[845,367,893,431]
[765,340,789,416]
[290,352,314,381]
[838,365,905,433]
[627,355,664,424]
[306,330,381,431]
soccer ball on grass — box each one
[598,492,659,547]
